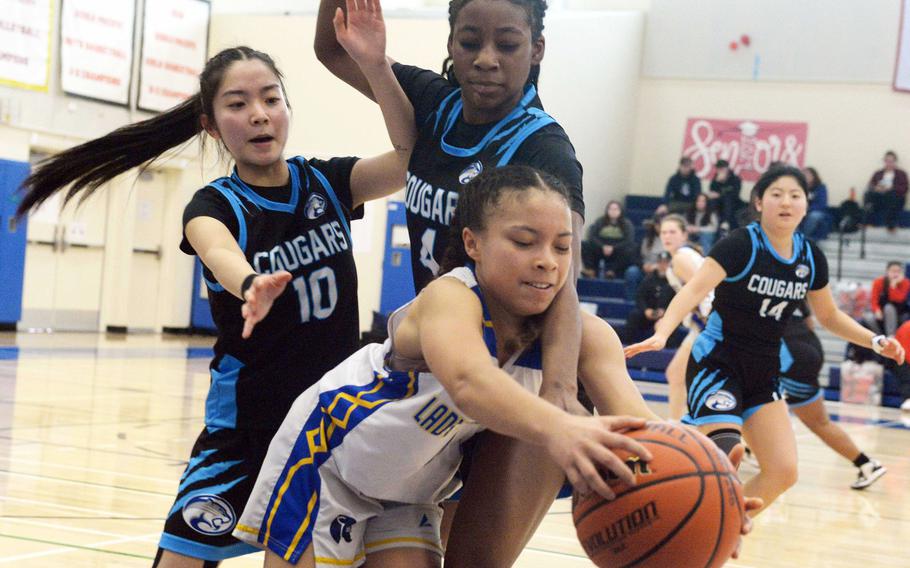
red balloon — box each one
[741,34,751,46]
[729,41,739,51]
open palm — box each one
[333,0,387,68]
[241,271,293,339]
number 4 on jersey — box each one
[419,228,440,275]
[759,298,788,321]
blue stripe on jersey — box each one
[205,355,244,428]
[779,377,817,395]
[203,274,225,293]
[693,317,720,361]
[227,162,301,213]
[177,459,244,496]
[495,114,557,167]
[786,390,823,408]
[159,532,259,561]
[169,460,245,516]
[180,448,217,482]
[514,339,543,370]
[682,413,743,426]
[167,475,248,518]
[257,371,418,564]
[209,182,250,252]
[433,90,461,132]
[757,222,800,264]
[688,368,719,410]
[724,225,759,282]
[779,340,794,373]
[307,163,352,245]
[806,239,818,289]
[439,85,540,157]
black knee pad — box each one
[708,428,742,455]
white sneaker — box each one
[850,459,887,490]
[900,398,910,411]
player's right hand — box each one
[546,415,652,500]
[241,271,293,339]
[623,334,667,359]
[334,0,387,69]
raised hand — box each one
[333,0,387,69]
[545,415,652,500]
[241,271,293,339]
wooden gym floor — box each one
[0,333,907,567]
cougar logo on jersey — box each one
[330,515,356,543]
[705,390,737,411]
[182,494,236,535]
[795,264,810,279]
[305,193,327,219]
[458,161,483,184]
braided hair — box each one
[440,0,548,87]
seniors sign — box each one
[681,118,808,182]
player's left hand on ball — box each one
[731,497,764,558]
[881,338,905,364]
[241,271,293,339]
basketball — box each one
[572,422,744,568]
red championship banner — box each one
[681,118,808,182]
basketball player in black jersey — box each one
[17,40,417,567]
[776,302,887,490]
[626,165,904,516]
[316,1,600,565]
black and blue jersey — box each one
[392,64,584,292]
[180,155,362,432]
[698,222,829,357]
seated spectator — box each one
[800,166,831,241]
[895,321,910,411]
[685,192,718,253]
[639,204,668,274]
[664,157,701,213]
[623,251,675,344]
[582,200,638,280]
[864,261,910,336]
[864,150,908,233]
[708,159,744,231]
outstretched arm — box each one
[185,217,292,338]
[316,0,381,100]
[808,286,905,364]
[417,278,652,498]
[335,0,416,207]
[578,312,660,420]
[624,257,726,357]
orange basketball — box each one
[572,421,744,568]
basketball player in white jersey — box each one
[659,214,713,420]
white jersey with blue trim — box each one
[275,266,542,505]
[667,245,713,331]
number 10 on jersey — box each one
[292,267,338,322]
